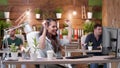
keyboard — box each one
[65,55,93,59]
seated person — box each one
[38,18,72,68]
[2,29,26,68]
[85,24,106,68]
[85,24,102,51]
[2,29,23,50]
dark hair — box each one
[39,18,57,36]
[94,24,102,29]
[39,18,61,53]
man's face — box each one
[9,30,16,37]
[94,26,102,36]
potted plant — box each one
[0,20,11,37]
[0,21,11,48]
[62,29,68,39]
[55,8,62,19]
[22,42,31,59]
[88,42,93,51]
[87,6,93,19]
[30,37,39,60]
[9,43,19,59]
[34,8,42,19]
[4,6,11,21]
[83,21,94,34]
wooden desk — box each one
[64,49,102,57]
[2,56,116,64]
[65,49,102,53]
[2,56,120,68]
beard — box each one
[10,34,15,37]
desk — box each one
[2,56,120,68]
[65,49,102,57]
[65,49,102,53]
[0,50,25,68]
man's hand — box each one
[97,45,102,49]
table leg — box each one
[21,64,26,68]
[40,65,45,68]
[8,64,16,68]
[117,62,120,68]
[66,52,72,68]
[107,63,111,68]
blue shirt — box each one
[85,33,102,50]
[85,33,102,56]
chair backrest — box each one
[80,35,87,55]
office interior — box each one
[0,0,120,68]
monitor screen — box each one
[102,27,120,58]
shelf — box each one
[35,18,43,20]
[0,18,15,20]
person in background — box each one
[38,18,72,68]
[85,24,106,68]
[2,29,23,50]
[2,29,26,68]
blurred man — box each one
[85,24,106,68]
[2,29,23,49]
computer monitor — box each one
[102,27,120,58]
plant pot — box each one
[63,35,67,39]
[56,13,62,19]
[35,14,40,19]
[11,52,18,59]
[6,19,10,22]
[88,46,92,51]
[87,12,92,19]
[4,12,10,19]
[30,53,37,60]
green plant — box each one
[32,37,39,53]
[55,8,62,13]
[4,6,11,12]
[88,42,93,46]
[88,6,93,12]
[63,23,68,27]
[88,0,102,6]
[34,8,42,14]
[0,21,11,37]
[10,43,18,52]
[83,21,94,33]
[62,29,68,35]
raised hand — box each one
[42,20,47,29]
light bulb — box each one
[73,10,77,15]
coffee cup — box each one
[47,50,54,59]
